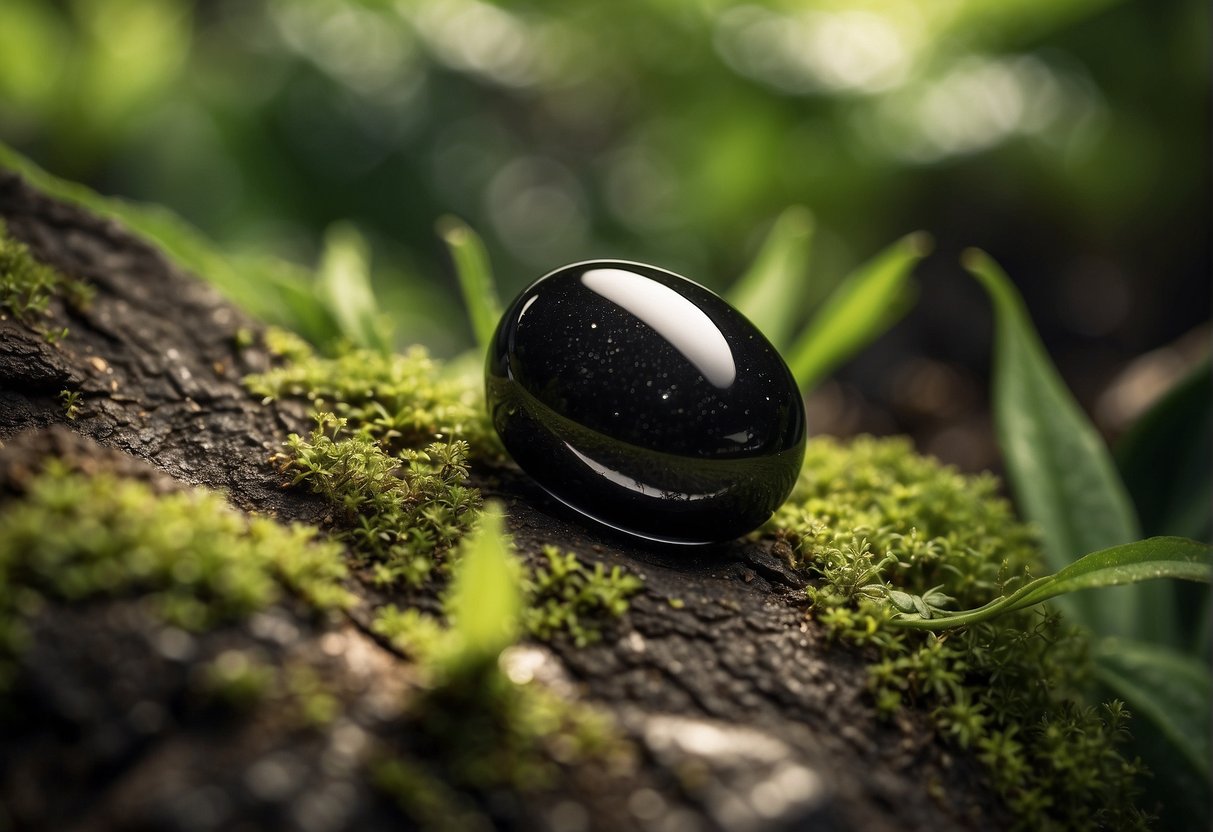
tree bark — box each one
[0,170,1004,832]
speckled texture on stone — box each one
[487,260,806,544]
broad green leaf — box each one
[316,223,391,354]
[963,250,1153,639]
[1006,536,1210,611]
[438,216,500,356]
[786,232,930,392]
[1115,359,1212,652]
[1094,638,1211,778]
[1095,638,1211,831]
[445,507,521,664]
[1116,357,1212,542]
[726,206,814,351]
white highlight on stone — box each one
[580,268,737,388]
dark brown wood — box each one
[0,170,1005,832]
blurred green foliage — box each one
[0,0,1206,356]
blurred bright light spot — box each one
[603,144,680,233]
[0,1,67,109]
[70,0,191,126]
[429,117,515,207]
[485,157,589,263]
[404,0,542,88]
[865,54,1101,162]
[271,0,420,97]
[715,6,916,95]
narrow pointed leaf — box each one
[439,216,500,356]
[1005,536,1211,611]
[317,223,391,354]
[445,507,521,663]
[963,249,1154,639]
[726,206,814,351]
[787,232,930,392]
[890,537,1209,631]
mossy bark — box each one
[0,171,1007,832]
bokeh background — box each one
[1,0,1208,474]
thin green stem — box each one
[889,575,1054,630]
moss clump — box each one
[246,332,493,586]
[245,329,494,454]
[0,222,92,330]
[276,412,480,586]
[770,436,1148,830]
[0,460,353,688]
[523,546,644,646]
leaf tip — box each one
[435,214,469,244]
[960,247,991,272]
[780,204,816,234]
[905,231,934,257]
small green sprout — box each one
[59,388,82,420]
[370,507,632,816]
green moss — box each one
[245,332,496,587]
[374,548,644,651]
[523,546,644,646]
[0,460,354,687]
[769,436,1149,831]
[0,221,92,331]
[245,329,494,455]
[276,412,480,586]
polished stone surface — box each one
[486,260,806,544]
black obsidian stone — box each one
[486,260,807,545]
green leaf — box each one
[438,216,501,356]
[1006,536,1210,611]
[726,206,814,351]
[445,506,521,664]
[963,249,1153,639]
[890,536,1210,631]
[1095,638,1211,831]
[1115,358,1212,652]
[316,223,392,354]
[786,232,930,392]
[1094,638,1211,778]
[1116,357,1212,542]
